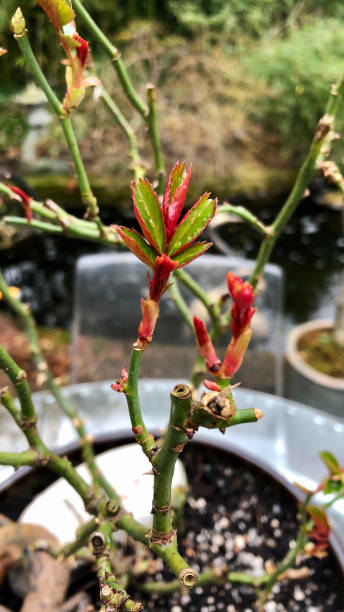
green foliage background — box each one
[1,0,344,175]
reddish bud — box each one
[137,298,160,348]
[8,184,32,221]
[306,507,330,556]
[193,316,222,372]
[227,272,255,339]
[111,367,128,393]
[203,379,221,392]
[163,162,192,240]
[149,254,178,302]
[73,33,89,68]
[223,328,252,378]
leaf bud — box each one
[11,7,26,37]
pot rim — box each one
[1,428,344,576]
[286,319,344,391]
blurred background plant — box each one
[2,0,344,191]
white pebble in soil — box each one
[293,586,305,602]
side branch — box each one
[147,83,165,192]
[250,75,344,290]
[12,21,102,224]
[218,204,268,235]
[73,0,148,119]
[91,522,143,611]
[0,267,119,502]
[124,348,157,459]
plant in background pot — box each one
[1,1,344,611]
[285,273,344,417]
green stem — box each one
[147,83,165,192]
[100,87,145,180]
[151,384,192,536]
[60,116,101,222]
[219,204,268,235]
[3,215,119,246]
[0,447,40,469]
[13,27,62,116]
[124,347,157,459]
[150,534,198,587]
[250,77,344,291]
[0,267,120,503]
[174,268,222,334]
[91,521,144,611]
[191,404,261,430]
[0,352,155,549]
[0,345,35,420]
[13,29,102,224]
[73,0,148,119]
[0,384,98,509]
[55,518,98,558]
[168,276,194,333]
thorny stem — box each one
[151,384,191,536]
[55,519,98,558]
[0,345,35,421]
[0,369,150,546]
[147,84,165,193]
[13,28,103,225]
[2,214,119,246]
[124,348,157,459]
[0,382,98,508]
[144,495,311,599]
[0,267,120,503]
[99,87,145,180]
[73,0,148,119]
[91,521,144,611]
[250,75,344,291]
[0,447,40,468]
[257,493,312,607]
[149,385,198,588]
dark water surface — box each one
[1,199,343,329]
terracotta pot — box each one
[285,319,344,418]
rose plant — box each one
[0,2,344,610]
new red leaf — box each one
[131,179,165,254]
[167,194,217,257]
[114,226,156,269]
[171,241,212,267]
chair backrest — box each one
[71,253,284,393]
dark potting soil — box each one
[0,442,343,611]
[127,445,344,612]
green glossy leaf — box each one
[167,194,216,256]
[171,241,211,267]
[323,478,342,495]
[114,226,156,269]
[37,0,75,29]
[319,451,341,475]
[132,179,165,254]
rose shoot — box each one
[114,162,217,349]
[194,272,256,389]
